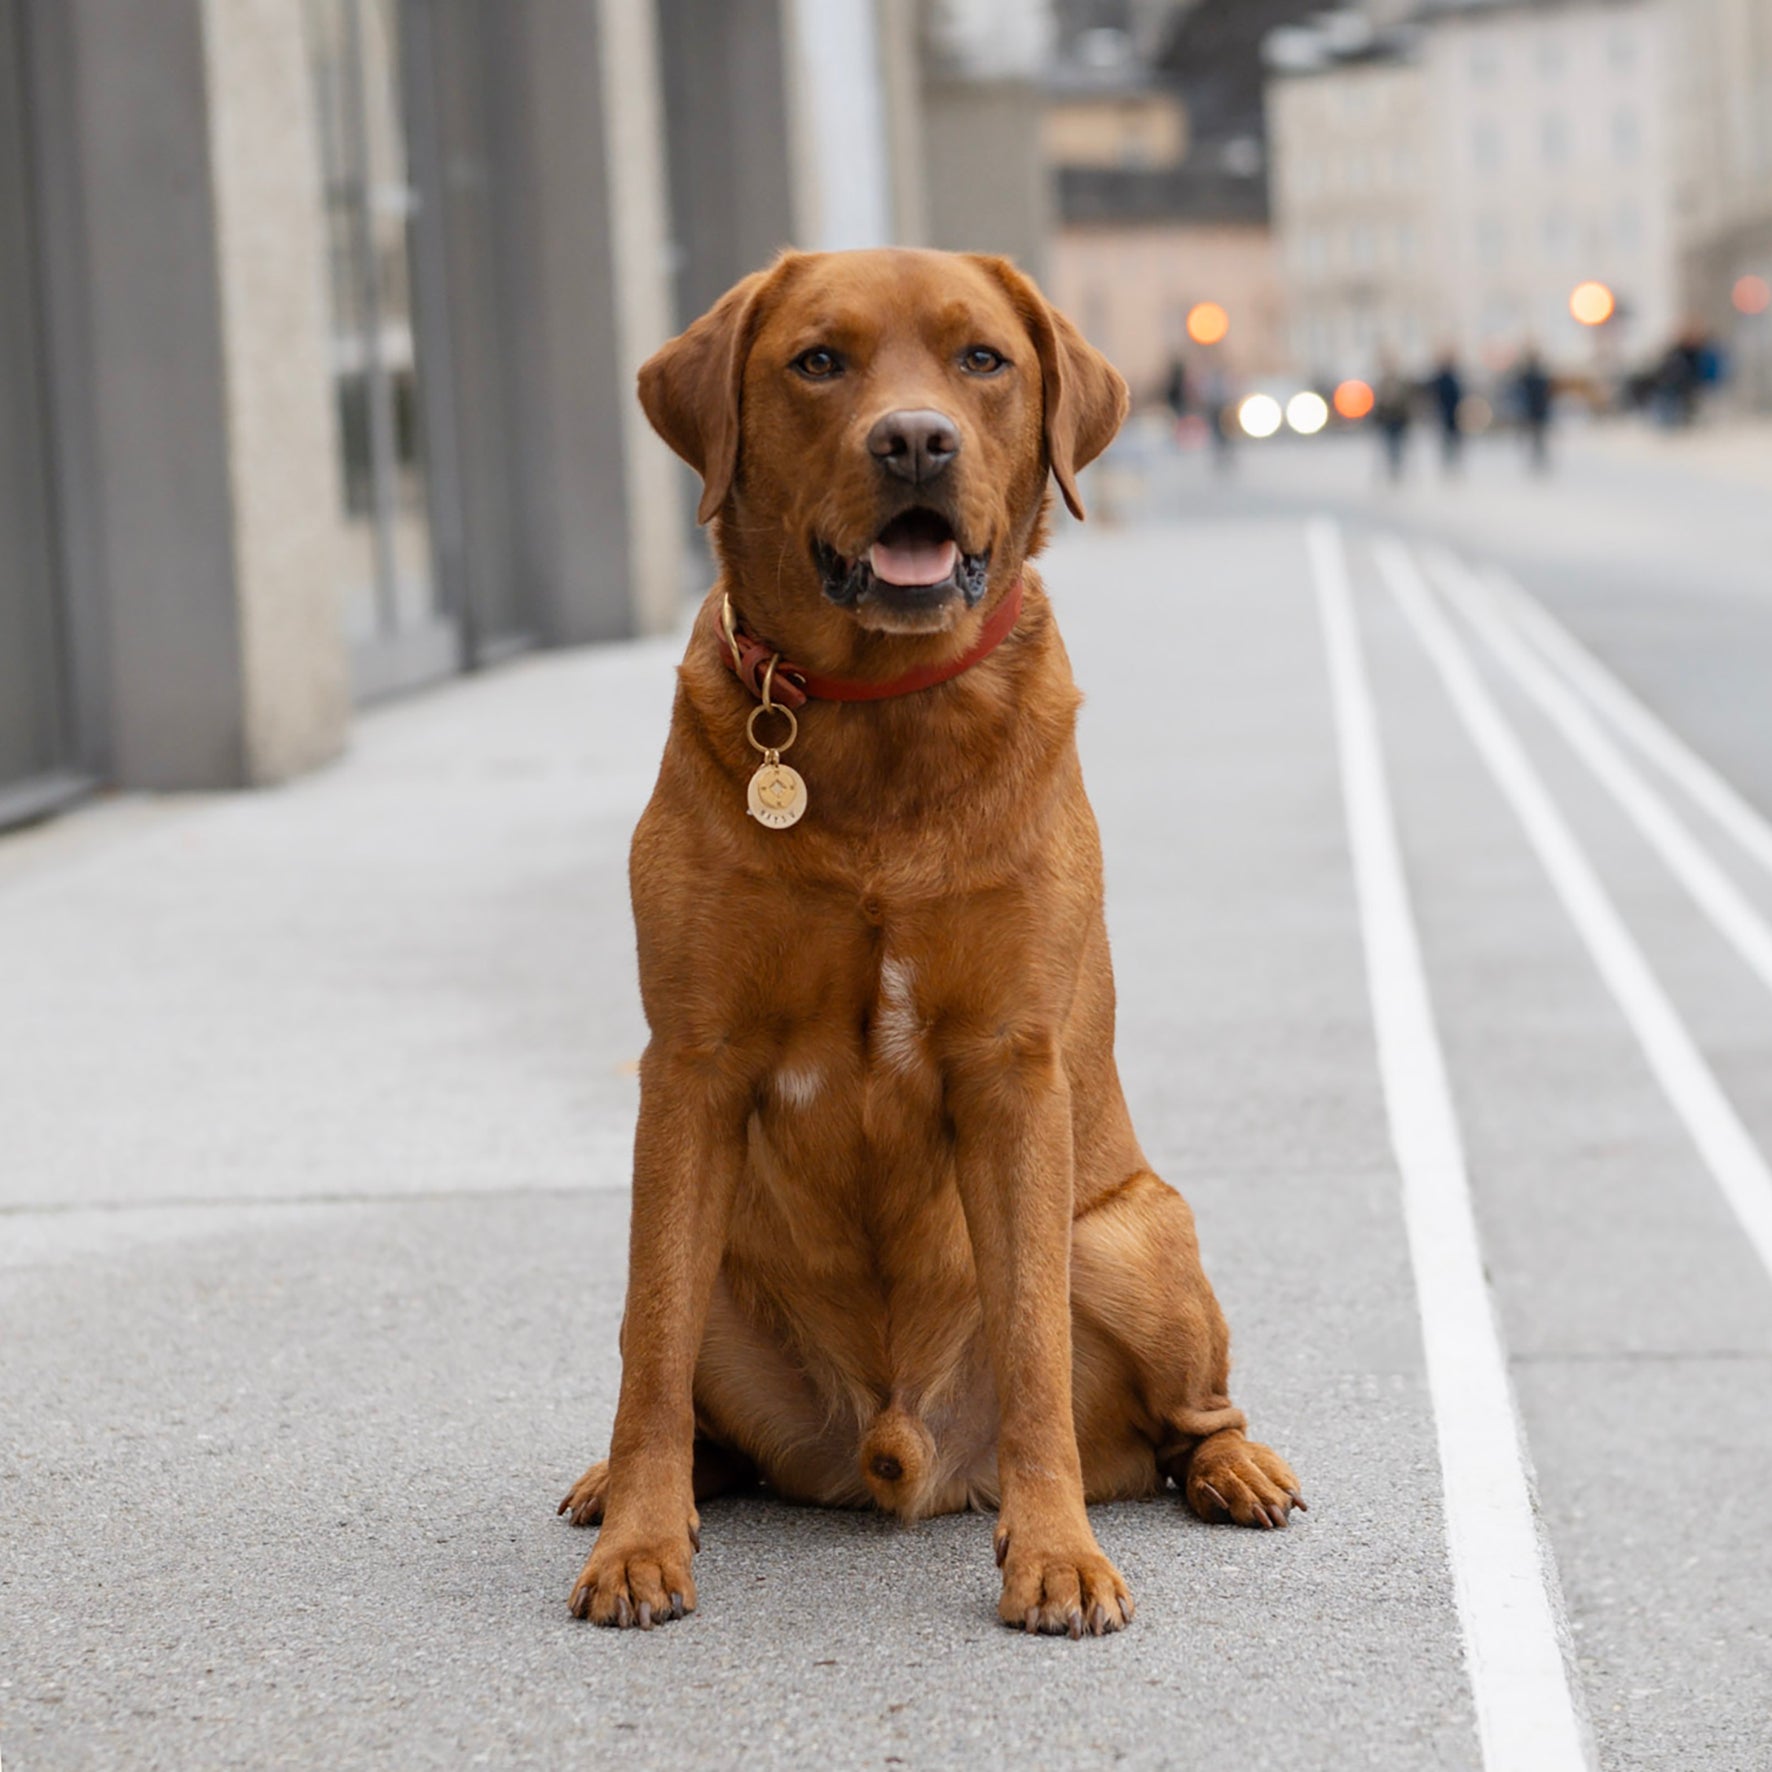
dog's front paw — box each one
[568,1518,700,1627]
[994,1529,1133,1638]
[1184,1433,1306,1531]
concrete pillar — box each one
[200,0,352,782]
[28,0,348,791]
[659,0,801,324]
[878,0,930,246]
[596,0,683,636]
[481,0,684,644]
[788,0,894,251]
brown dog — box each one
[560,248,1301,1637]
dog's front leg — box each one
[568,1048,747,1627]
[950,1035,1133,1638]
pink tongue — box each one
[869,536,959,587]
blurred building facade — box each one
[1043,1,1298,398]
[1268,1,1678,383]
[1267,24,1436,377]
[1674,0,1772,406]
[0,0,1022,827]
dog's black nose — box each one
[867,409,960,485]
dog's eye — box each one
[960,346,1006,375]
[792,348,843,379]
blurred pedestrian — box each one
[1201,365,1236,474]
[1163,355,1190,441]
[1653,327,1707,428]
[1428,352,1465,474]
[1513,347,1554,474]
[1372,358,1413,482]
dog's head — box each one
[638,249,1128,640]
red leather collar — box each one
[719,581,1023,710]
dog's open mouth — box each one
[816,510,990,611]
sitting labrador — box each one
[561,248,1302,1637]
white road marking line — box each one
[1479,567,1772,881]
[1309,519,1592,1772]
[1425,549,1772,998]
[1376,535,1772,1288]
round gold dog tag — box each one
[747,760,807,829]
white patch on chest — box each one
[773,1065,823,1110]
[873,956,926,1074]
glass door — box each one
[305,0,456,699]
[0,0,75,827]
[401,0,531,664]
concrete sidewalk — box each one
[5,513,1770,1769]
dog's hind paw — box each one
[1183,1432,1305,1531]
[557,1459,610,1527]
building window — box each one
[1395,222,1418,267]
[1615,200,1642,250]
[1537,36,1566,79]
[1543,209,1572,253]
[1612,107,1641,163]
[1481,293,1518,341]
[1541,115,1569,166]
[1469,39,1502,84]
[1339,82,1376,123]
[1472,119,1503,171]
[1350,224,1377,270]
[1476,214,1506,260]
[1608,25,1637,71]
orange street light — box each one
[1570,280,1616,327]
[1186,301,1230,346]
[1734,274,1771,317]
[1333,378,1375,420]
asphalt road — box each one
[4,433,1770,1769]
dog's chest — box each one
[765,938,936,1100]
[750,937,952,1200]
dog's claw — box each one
[1066,1608,1084,1640]
[669,1591,686,1620]
[994,1533,1010,1569]
[1289,1491,1309,1512]
[614,1594,632,1629]
[1088,1603,1108,1637]
[638,1600,653,1631]
[1200,1482,1230,1519]
[1024,1606,1039,1636]
[689,1521,701,1552]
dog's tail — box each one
[859,1400,937,1519]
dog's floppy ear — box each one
[974,257,1129,521]
[638,260,787,524]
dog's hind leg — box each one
[1071,1169,1305,1528]
[559,1438,758,1528]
